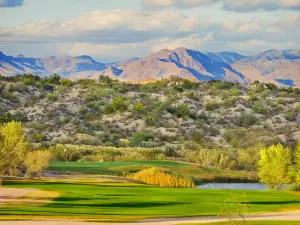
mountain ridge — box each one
[0,48,299,87]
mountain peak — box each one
[75,55,93,60]
[16,54,25,58]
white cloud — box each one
[0,10,204,44]
[141,0,300,12]
[0,9,299,61]
[142,0,218,9]
[227,39,299,52]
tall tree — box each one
[0,121,26,185]
[258,144,293,190]
[295,141,300,183]
[24,150,52,179]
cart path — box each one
[0,210,300,225]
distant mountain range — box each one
[0,48,299,87]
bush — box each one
[167,104,190,118]
[235,113,258,128]
[288,184,300,192]
[46,92,58,102]
[130,131,154,147]
[253,102,267,114]
[205,102,219,111]
[129,167,195,188]
[112,97,127,112]
[284,111,297,121]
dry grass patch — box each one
[5,190,60,206]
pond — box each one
[197,183,267,190]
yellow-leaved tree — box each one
[0,121,26,185]
[295,141,300,184]
[258,144,294,190]
[24,150,52,179]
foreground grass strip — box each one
[1,178,300,221]
[179,222,300,225]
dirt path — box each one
[0,187,37,204]
[0,211,300,225]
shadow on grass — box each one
[47,201,188,209]
[246,201,300,205]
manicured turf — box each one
[1,178,300,221]
[180,222,300,225]
[48,160,257,182]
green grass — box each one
[48,160,257,183]
[181,221,300,225]
[180,222,300,225]
[1,178,300,221]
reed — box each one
[129,167,195,188]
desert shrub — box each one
[1,90,19,103]
[46,92,58,102]
[129,167,195,188]
[249,93,258,101]
[265,83,277,90]
[130,131,154,147]
[223,96,237,107]
[103,103,115,114]
[162,144,180,158]
[0,112,20,123]
[61,79,73,87]
[235,113,258,128]
[112,97,127,112]
[205,101,219,111]
[253,102,267,114]
[222,128,268,149]
[230,86,240,96]
[167,104,190,118]
[132,103,145,115]
[260,90,270,99]
[284,111,298,121]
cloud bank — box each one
[0,9,299,61]
[142,0,300,12]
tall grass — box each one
[129,167,195,188]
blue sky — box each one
[0,0,299,61]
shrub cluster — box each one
[129,167,195,188]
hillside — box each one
[0,75,299,149]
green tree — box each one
[0,121,27,185]
[295,141,300,183]
[258,144,293,189]
[24,150,52,179]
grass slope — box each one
[48,160,257,182]
[1,178,300,221]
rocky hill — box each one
[1,75,299,149]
